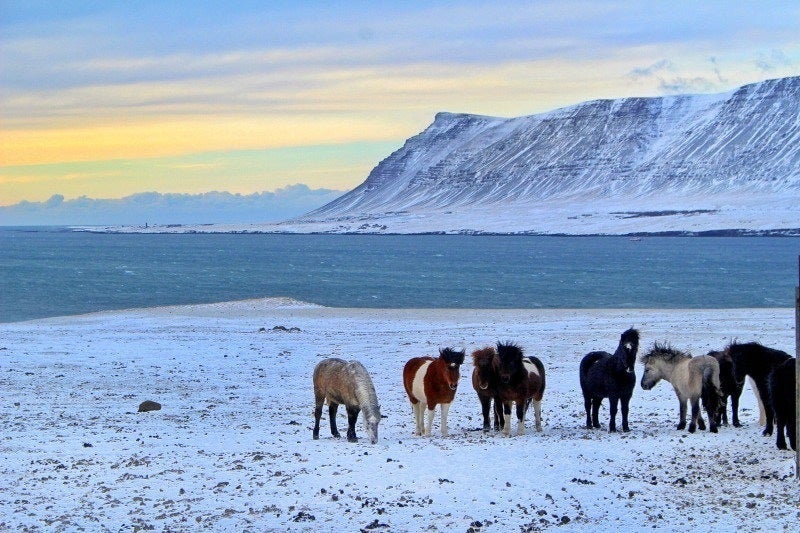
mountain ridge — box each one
[282,75,798,234]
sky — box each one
[1,1,799,223]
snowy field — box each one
[1,299,798,531]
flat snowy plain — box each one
[1,299,798,531]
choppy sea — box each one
[1,227,798,323]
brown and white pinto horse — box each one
[403,348,465,437]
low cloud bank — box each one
[0,185,345,226]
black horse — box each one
[579,328,640,432]
[707,350,743,426]
[725,341,791,436]
[768,358,796,450]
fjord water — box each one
[1,227,798,323]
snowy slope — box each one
[279,76,800,235]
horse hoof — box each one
[688,425,696,433]
[710,426,718,433]
[733,422,741,428]
[313,434,319,440]
[622,427,630,433]
[762,429,773,437]
[348,437,358,443]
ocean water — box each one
[1,227,798,323]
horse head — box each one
[440,348,465,391]
[364,406,381,444]
[471,347,497,390]
[640,342,687,390]
[723,341,748,386]
[495,342,525,385]
[615,328,640,374]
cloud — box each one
[0,185,346,226]
[628,59,674,79]
[754,49,793,72]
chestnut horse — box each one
[403,348,465,437]
[495,342,546,436]
[471,346,503,432]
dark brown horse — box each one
[580,328,639,432]
[707,350,743,426]
[403,348,465,437]
[313,358,381,444]
[471,346,503,432]
[495,342,545,436]
[725,341,791,436]
[768,358,796,450]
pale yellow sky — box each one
[2,2,798,206]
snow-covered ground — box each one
[1,299,798,531]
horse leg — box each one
[688,399,700,433]
[591,398,601,429]
[516,401,526,436]
[313,397,324,440]
[346,405,360,442]
[620,396,631,432]
[440,403,451,437]
[329,402,341,438]
[720,396,729,426]
[425,404,437,437]
[731,387,742,427]
[676,398,687,431]
[532,399,542,432]
[502,402,513,436]
[479,395,492,432]
[775,416,787,450]
[493,397,504,431]
[608,396,618,432]
[413,402,425,436]
[583,394,593,429]
[757,378,775,436]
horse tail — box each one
[579,352,605,388]
[528,355,546,398]
[749,376,767,425]
[701,363,722,419]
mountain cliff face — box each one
[288,76,800,234]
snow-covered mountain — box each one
[283,76,800,235]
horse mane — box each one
[439,347,465,366]
[471,347,496,366]
[496,341,524,361]
[348,361,380,419]
[640,342,691,364]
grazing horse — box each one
[313,358,381,444]
[579,328,639,432]
[768,358,796,450]
[471,346,504,432]
[640,343,722,433]
[403,348,465,437]
[495,342,545,436]
[725,341,791,436]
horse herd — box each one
[312,329,797,452]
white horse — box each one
[640,343,722,433]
